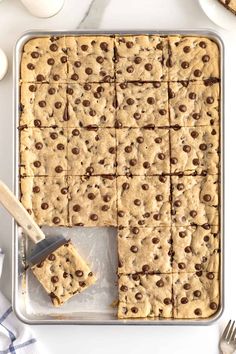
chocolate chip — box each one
[142,264,150,272]
[192,158,199,166]
[210,302,217,310]
[27,63,35,70]
[118,211,124,217]
[159,109,167,115]
[152,237,160,244]
[194,69,202,77]
[41,203,48,210]
[81,44,88,51]
[206,272,215,280]
[35,142,43,150]
[52,217,60,224]
[122,182,129,190]
[88,193,95,200]
[199,41,207,48]
[29,85,37,92]
[156,279,164,287]
[50,43,58,51]
[142,184,149,190]
[71,73,79,81]
[202,55,210,62]
[133,112,141,120]
[61,188,68,195]
[55,166,63,173]
[132,227,139,235]
[74,61,81,68]
[189,92,196,100]
[181,297,188,304]
[134,199,141,206]
[178,262,186,269]
[75,270,84,277]
[48,254,56,261]
[127,98,134,105]
[131,307,138,314]
[38,100,46,107]
[183,283,191,290]
[33,161,41,168]
[143,161,150,169]
[147,97,155,105]
[144,63,152,71]
[134,56,142,64]
[127,66,134,73]
[120,285,128,292]
[135,292,143,300]
[48,88,56,95]
[33,186,40,193]
[130,245,138,253]
[53,74,60,81]
[156,194,163,202]
[36,74,45,82]
[203,194,211,202]
[179,104,187,112]
[90,214,98,221]
[73,204,80,212]
[206,97,214,104]
[47,58,55,65]
[183,145,191,153]
[170,157,178,164]
[51,276,59,283]
[85,67,93,75]
[190,210,197,218]
[164,298,171,305]
[130,159,137,166]
[181,61,189,69]
[194,308,202,316]
[193,290,201,297]
[183,46,191,53]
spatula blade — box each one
[28,235,66,266]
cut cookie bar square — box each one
[20,128,67,177]
[66,36,115,83]
[172,225,220,273]
[20,83,67,128]
[118,274,173,318]
[118,227,172,274]
[115,35,168,81]
[117,176,171,227]
[68,175,117,227]
[20,177,68,226]
[167,36,220,81]
[21,36,67,83]
[170,126,220,175]
[219,0,236,15]
[67,83,116,128]
[171,175,219,226]
[173,272,219,319]
[116,128,170,175]
[67,128,116,175]
[32,240,96,306]
[168,81,220,127]
[116,82,169,128]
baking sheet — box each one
[13,30,224,325]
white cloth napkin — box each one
[0,248,40,354]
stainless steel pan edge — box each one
[12,29,224,325]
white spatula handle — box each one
[0,180,45,243]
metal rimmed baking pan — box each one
[13,30,224,325]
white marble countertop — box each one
[0,0,235,353]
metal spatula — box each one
[0,180,66,265]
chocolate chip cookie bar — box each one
[118,274,173,318]
[167,36,220,81]
[116,128,170,175]
[171,175,219,226]
[118,227,172,274]
[168,81,220,127]
[170,126,220,175]
[173,272,219,319]
[172,225,220,273]
[219,0,236,15]
[68,175,117,227]
[116,82,169,128]
[20,177,68,226]
[66,36,115,83]
[117,176,171,227]
[21,36,68,83]
[67,83,116,128]
[115,35,168,82]
[32,240,96,306]
[20,83,67,128]
[67,128,116,175]
[20,127,67,176]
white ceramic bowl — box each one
[199,0,236,31]
[0,48,8,81]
